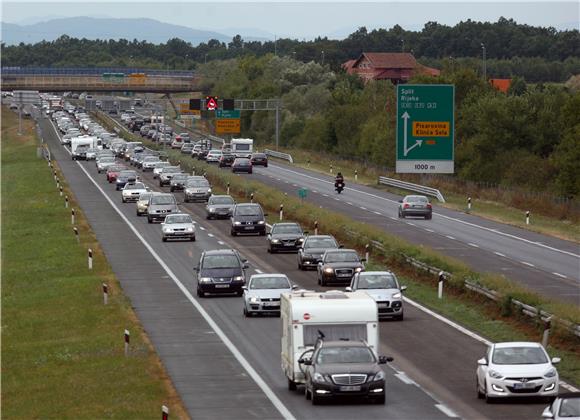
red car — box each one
[106,164,128,183]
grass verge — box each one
[1,107,188,418]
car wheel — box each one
[426,214,432,220]
[259,231,266,236]
[484,382,495,404]
[236,290,243,297]
[170,187,174,192]
[122,198,126,203]
[159,182,163,187]
[298,261,304,271]
[476,378,484,399]
[288,378,297,391]
[231,230,237,237]
[243,306,250,317]
[375,395,386,404]
[97,169,101,173]
[191,236,196,242]
[197,288,205,298]
[162,237,167,242]
[394,312,404,321]
[311,388,321,405]
[147,217,152,224]
[264,164,268,168]
[320,276,327,287]
[305,387,311,400]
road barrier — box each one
[378,176,446,203]
[264,149,294,163]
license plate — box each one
[244,226,255,230]
[377,303,389,308]
[514,382,534,389]
[283,243,295,247]
[338,273,352,277]
[262,302,279,307]
[214,284,230,288]
[340,386,361,391]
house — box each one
[342,52,440,84]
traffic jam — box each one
[44,96,572,416]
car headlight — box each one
[258,221,265,225]
[186,227,194,232]
[209,208,215,212]
[355,267,363,272]
[271,239,280,243]
[298,238,304,242]
[373,371,385,381]
[392,292,402,299]
[250,297,259,303]
[324,267,333,273]
[207,188,212,193]
[313,372,328,383]
[234,221,241,225]
[234,276,244,281]
[544,368,557,378]
[488,369,503,379]
[199,277,211,283]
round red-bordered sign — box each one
[303,313,311,320]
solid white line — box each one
[49,120,296,419]
[360,206,367,210]
[446,235,455,240]
[424,229,435,233]
[346,202,353,206]
[389,217,397,221]
[207,233,214,238]
[312,190,318,193]
[468,243,479,248]
[553,272,567,279]
[521,261,535,267]
[199,226,206,231]
[394,372,417,386]
[322,194,329,197]
[494,252,506,257]
[435,404,459,418]
[373,211,381,215]
[406,222,415,226]
[218,240,225,245]
[268,164,579,259]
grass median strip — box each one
[1,108,187,418]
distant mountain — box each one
[1,17,233,45]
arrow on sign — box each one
[401,112,423,156]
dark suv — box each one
[194,249,249,297]
[299,339,393,405]
[230,203,267,236]
[297,235,340,270]
[317,249,365,286]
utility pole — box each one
[275,100,280,150]
[274,35,277,56]
[321,50,325,66]
[481,43,487,81]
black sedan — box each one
[317,249,365,286]
[297,235,340,270]
[232,158,253,174]
[219,153,236,167]
[250,153,268,167]
[267,222,306,253]
[194,249,248,297]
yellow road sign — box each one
[216,118,241,134]
[412,121,450,137]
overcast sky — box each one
[1,1,578,39]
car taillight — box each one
[427,203,432,209]
[403,203,410,209]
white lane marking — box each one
[406,222,415,226]
[424,228,435,233]
[334,198,340,201]
[521,261,535,267]
[494,252,506,257]
[373,211,381,215]
[268,164,579,259]
[435,404,459,418]
[199,226,206,231]
[207,233,214,238]
[394,372,417,386]
[389,217,397,221]
[48,121,297,418]
[445,235,455,240]
[553,272,568,279]
[276,178,281,181]
[255,269,263,274]
[468,243,479,248]
[312,190,318,193]
[218,240,225,245]
[322,194,329,197]
[360,206,367,210]
[346,202,353,206]
[292,183,298,187]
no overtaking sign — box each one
[396,84,455,174]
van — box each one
[280,290,378,390]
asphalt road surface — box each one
[38,114,562,420]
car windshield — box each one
[235,159,250,166]
[166,215,192,224]
[325,252,359,263]
[357,274,398,289]
[151,195,175,205]
[210,196,234,205]
[250,276,290,290]
[187,180,210,187]
[559,398,580,417]
[236,206,262,216]
[316,347,375,364]
[272,224,302,234]
[163,168,180,173]
[202,255,240,269]
[492,347,548,365]
[100,157,115,162]
[125,183,146,190]
[305,238,337,249]
[406,196,429,203]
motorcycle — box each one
[335,181,344,194]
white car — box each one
[242,274,295,317]
[141,156,162,171]
[542,393,580,419]
[121,182,149,203]
[153,161,172,179]
[476,342,560,403]
[96,156,116,173]
[347,271,406,321]
[85,148,98,160]
[206,149,223,163]
[161,213,196,242]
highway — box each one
[40,114,558,420]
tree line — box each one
[199,55,579,198]
[1,17,579,82]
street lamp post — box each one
[321,50,325,66]
[481,43,487,80]
[401,39,405,52]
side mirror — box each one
[345,287,353,292]
[263,213,269,217]
[551,357,561,365]
[398,199,403,203]
[477,358,487,366]
[298,359,312,366]
[541,407,554,419]
[361,258,367,263]
[291,285,298,290]
[338,245,344,249]
[193,267,198,272]
[243,263,250,269]
[242,286,248,291]
[400,285,408,292]
[378,356,393,364]
[161,222,165,226]
[303,231,309,235]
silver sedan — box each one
[242,274,296,317]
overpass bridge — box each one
[1,67,200,93]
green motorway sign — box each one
[216,109,241,119]
[396,84,455,173]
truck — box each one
[231,138,253,159]
[280,290,379,391]
[70,135,100,160]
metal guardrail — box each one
[378,176,445,203]
[264,149,293,163]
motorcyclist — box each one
[335,172,345,189]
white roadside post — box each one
[467,197,472,213]
[438,271,445,299]
[226,182,230,195]
[526,211,530,225]
[542,318,552,349]
[329,164,333,174]
[65,195,69,208]
[314,221,319,236]
[59,186,63,197]
[124,329,130,357]
[88,248,93,270]
[250,193,254,203]
[355,170,358,182]
[279,204,284,221]
[365,244,370,264]
[102,283,109,305]
[162,405,169,420]
[71,208,75,225]
[73,227,80,243]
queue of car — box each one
[46,99,565,411]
